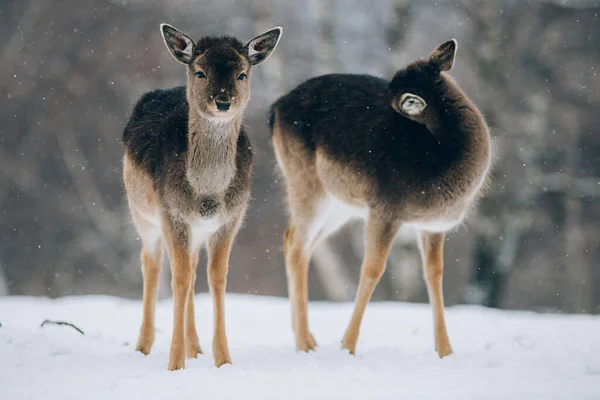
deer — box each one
[270,39,491,358]
[122,24,281,371]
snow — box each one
[1,294,599,399]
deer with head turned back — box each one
[270,39,491,357]
[122,24,281,370]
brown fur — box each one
[271,40,491,357]
[123,24,281,370]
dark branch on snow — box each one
[40,320,85,335]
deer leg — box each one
[284,224,318,352]
[284,194,352,351]
[206,217,242,367]
[273,121,331,351]
[162,217,192,371]
[136,241,163,355]
[341,215,399,354]
[186,247,203,358]
[130,209,163,356]
[418,231,453,358]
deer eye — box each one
[195,71,206,79]
[237,73,247,81]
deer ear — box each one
[160,24,195,65]
[428,39,457,72]
[245,27,282,66]
[399,93,427,116]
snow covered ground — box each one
[1,294,599,399]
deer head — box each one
[389,39,457,123]
[161,24,282,120]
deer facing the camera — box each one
[122,24,281,370]
[270,39,491,357]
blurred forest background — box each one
[1,0,599,314]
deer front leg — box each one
[162,217,193,371]
[206,217,242,367]
[341,216,399,354]
[185,248,203,358]
[419,231,453,358]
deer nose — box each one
[215,100,231,111]
[215,94,231,112]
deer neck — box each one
[423,85,491,192]
[186,110,241,195]
[426,91,490,166]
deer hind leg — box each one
[283,222,318,352]
[162,217,193,371]
[206,216,242,367]
[285,193,353,351]
[273,119,348,351]
[418,230,453,358]
[132,210,163,356]
[185,247,203,359]
[341,215,399,355]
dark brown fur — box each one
[122,24,281,370]
[270,39,491,357]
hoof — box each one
[135,333,154,355]
[168,347,186,371]
[214,355,232,368]
[213,341,232,367]
[186,342,203,359]
[436,343,453,359]
[296,332,317,352]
